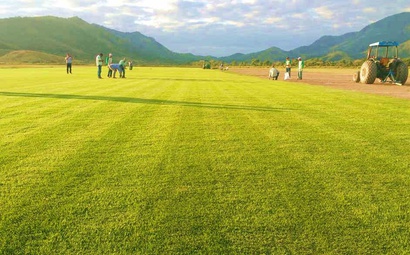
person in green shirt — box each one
[297,57,305,80]
[119,58,126,78]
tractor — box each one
[353,41,408,85]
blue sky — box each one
[1,0,409,56]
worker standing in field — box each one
[106,53,113,78]
[65,53,72,74]
[297,57,305,80]
[96,53,103,79]
[285,57,292,79]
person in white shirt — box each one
[285,57,292,78]
[96,53,103,79]
[107,53,113,77]
[269,64,280,80]
[65,53,72,74]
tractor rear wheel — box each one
[395,61,408,85]
[360,60,377,84]
[353,71,360,83]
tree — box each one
[263,60,272,66]
[251,59,260,66]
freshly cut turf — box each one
[0,66,409,254]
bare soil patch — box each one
[229,67,410,100]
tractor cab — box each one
[367,41,399,71]
[367,41,399,60]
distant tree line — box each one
[191,57,410,68]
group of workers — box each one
[65,53,132,78]
[269,57,305,80]
[96,53,129,79]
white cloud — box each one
[244,10,260,19]
[314,6,334,20]
[241,0,257,4]
[291,13,304,19]
[264,17,283,24]
[134,0,177,12]
[363,7,376,13]
[223,20,246,27]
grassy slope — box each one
[0,50,64,64]
[0,67,409,254]
[0,16,201,65]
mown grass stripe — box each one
[0,66,409,254]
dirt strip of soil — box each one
[229,67,410,100]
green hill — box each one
[399,40,410,56]
[0,16,202,65]
[0,50,62,64]
[329,12,410,58]
[220,46,287,63]
[223,12,410,62]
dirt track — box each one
[229,67,410,100]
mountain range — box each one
[0,12,409,65]
[220,12,410,63]
[0,16,201,65]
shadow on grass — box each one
[140,77,226,82]
[0,91,292,112]
[139,77,262,84]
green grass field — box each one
[0,66,409,254]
